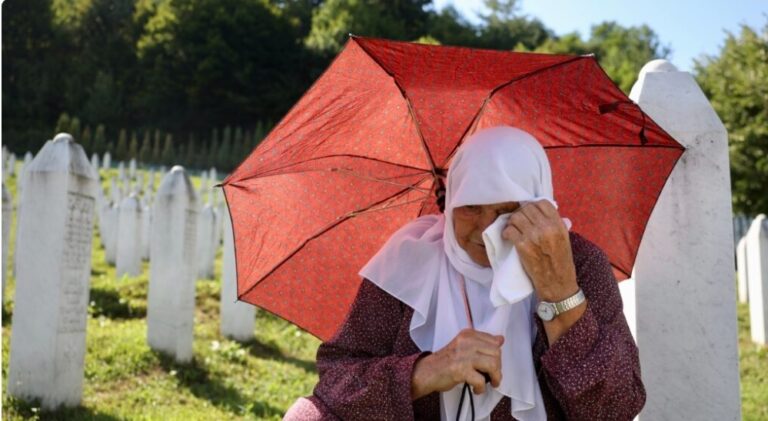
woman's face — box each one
[453,201,521,267]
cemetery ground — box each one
[0,165,766,420]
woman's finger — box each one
[465,370,487,395]
[472,354,502,388]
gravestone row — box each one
[4,134,254,409]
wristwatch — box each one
[536,289,586,321]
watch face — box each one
[537,303,555,321]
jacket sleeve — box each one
[539,239,646,421]
[312,279,427,421]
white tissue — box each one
[483,213,572,307]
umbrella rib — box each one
[230,154,431,185]
[447,55,592,163]
[543,143,685,150]
[236,184,426,301]
[353,38,441,183]
[228,167,431,193]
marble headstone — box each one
[7,134,99,408]
[102,152,111,170]
[141,200,151,260]
[196,204,217,279]
[116,194,142,278]
[220,213,255,341]
[90,153,100,172]
[737,236,749,303]
[746,215,767,345]
[624,60,741,419]
[102,203,119,265]
[2,184,12,298]
[129,158,137,179]
[147,166,198,362]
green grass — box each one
[1,163,767,419]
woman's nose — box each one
[477,209,498,230]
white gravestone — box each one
[117,161,125,181]
[147,166,198,362]
[8,153,16,177]
[90,153,100,172]
[116,194,142,278]
[746,215,768,345]
[196,204,217,279]
[102,152,111,170]
[623,60,741,420]
[215,189,226,245]
[737,236,749,303]
[109,177,121,209]
[220,213,255,341]
[199,173,209,205]
[141,200,151,260]
[102,203,119,265]
[2,184,12,298]
[129,158,137,179]
[7,134,98,408]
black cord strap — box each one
[455,382,475,421]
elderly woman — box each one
[285,126,645,420]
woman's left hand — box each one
[501,200,579,303]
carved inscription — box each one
[58,193,94,334]
[183,210,196,263]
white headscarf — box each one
[360,126,553,421]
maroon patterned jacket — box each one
[285,232,645,420]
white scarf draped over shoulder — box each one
[360,126,558,421]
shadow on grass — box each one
[154,352,280,417]
[89,287,145,319]
[2,305,12,327]
[242,337,316,373]
[3,395,123,421]
[250,400,285,419]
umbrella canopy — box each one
[222,36,684,340]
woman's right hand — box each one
[411,329,504,400]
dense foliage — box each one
[695,22,768,215]
[2,0,671,170]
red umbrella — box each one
[221,36,684,341]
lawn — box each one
[1,165,766,420]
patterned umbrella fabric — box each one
[221,36,684,340]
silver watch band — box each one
[552,289,586,315]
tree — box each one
[161,133,174,163]
[139,131,152,163]
[425,5,477,47]
[80,125,92,153]
[54,112,71,135]
[69,117,82,142]
[93,124,107,155]
[695,22,768,215]
[305,0,431,55]
[475,0,552,51]
[218,125,233,168]
[136,0,306,131]
[531,22,669,93]
[129,131,139,159]
[116,129,128,160]
[152,131,162,163]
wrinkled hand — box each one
[411,329,504,400]
[501,200,578,302]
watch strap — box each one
[552,289,586,316]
